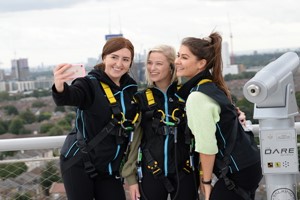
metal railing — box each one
[0,122,300,200]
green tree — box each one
[8,117,25,134]
[0,162,27,179]
[37,112,52,122]
[13,193,32,200]
[0,91,10,101]
[224,71,256,81]
[64,112,76,124]
[0,151,16,160]
[55,106,65,112]
[0,120,7,134]
[40,123,55,134]
[2,105,19,115]
[19,109,36,124]
[40,161,62,196]
[32,89,51,98]
[57,119,71,131]
[48,125,64,136]
[0,120,9,134]
[32,101,46,108]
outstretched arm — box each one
[53,63,75,92]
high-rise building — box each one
[11,58,30,81]
[222,42,238,76]
[105,33,123,41]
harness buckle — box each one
[77,140,88,153]
[152,166,162,176]
[183,159,191,173]
[147,161,162,176]
[219,165,229,178]
[226,179,236,190]
[84,161,98,178]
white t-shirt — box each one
[186,91,220,154]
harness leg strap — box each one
[143,149,175,193]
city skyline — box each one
[0,0,299,68]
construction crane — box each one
[227,14,234,65]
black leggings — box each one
[210,161,263,200]
[62,163,126,200]
[139,169,199,200]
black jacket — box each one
[53,69,138,173]
[177,70,260,174]
[135,82,191,175]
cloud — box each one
[0,0,85,12]
[0,0,299,68]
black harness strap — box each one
[62,77,126,178]
[144,109,161,134]
[143,149,175,193]
[193,79,252,200]
[216,119,252,200]
[61,119,118,177]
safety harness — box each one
[61,78,139,179]
[137,87,196,197]
[193,79,253,200]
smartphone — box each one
[64,64,86,79]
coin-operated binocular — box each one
[243,52,299,200]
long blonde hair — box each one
[145,44,179,86]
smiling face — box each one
[103,48,132,85]
[175,45,206,80]
[146,51,172,88]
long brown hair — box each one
[94,37,134,70]
[181,32,231,100]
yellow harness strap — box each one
[176,84,185,103]
[100,82,117,104]
[100,81,139,125]
[197,79,212,85]
[145,89,155,106]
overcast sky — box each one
[0,0,299,68]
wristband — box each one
[201,178,212,185]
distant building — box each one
[0,78,53,93]
[105,33,123,41]
[223,64,239,75]
[222,42,239,76]
[7,81,35,92]
[0,69,5,81]
[222,42,231,68]
[86,57,98,70]
[11,58,30,81]
[130,61,145,84]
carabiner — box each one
[162,120,175,126]
[171,108,181,124]
[156,109,166,122]
[111,112,126,124]
[131,112,139,124]
[120,121,134,131]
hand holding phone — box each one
[64,64,86,79]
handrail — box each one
[0,122,299,152]
[0,135,66,152]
